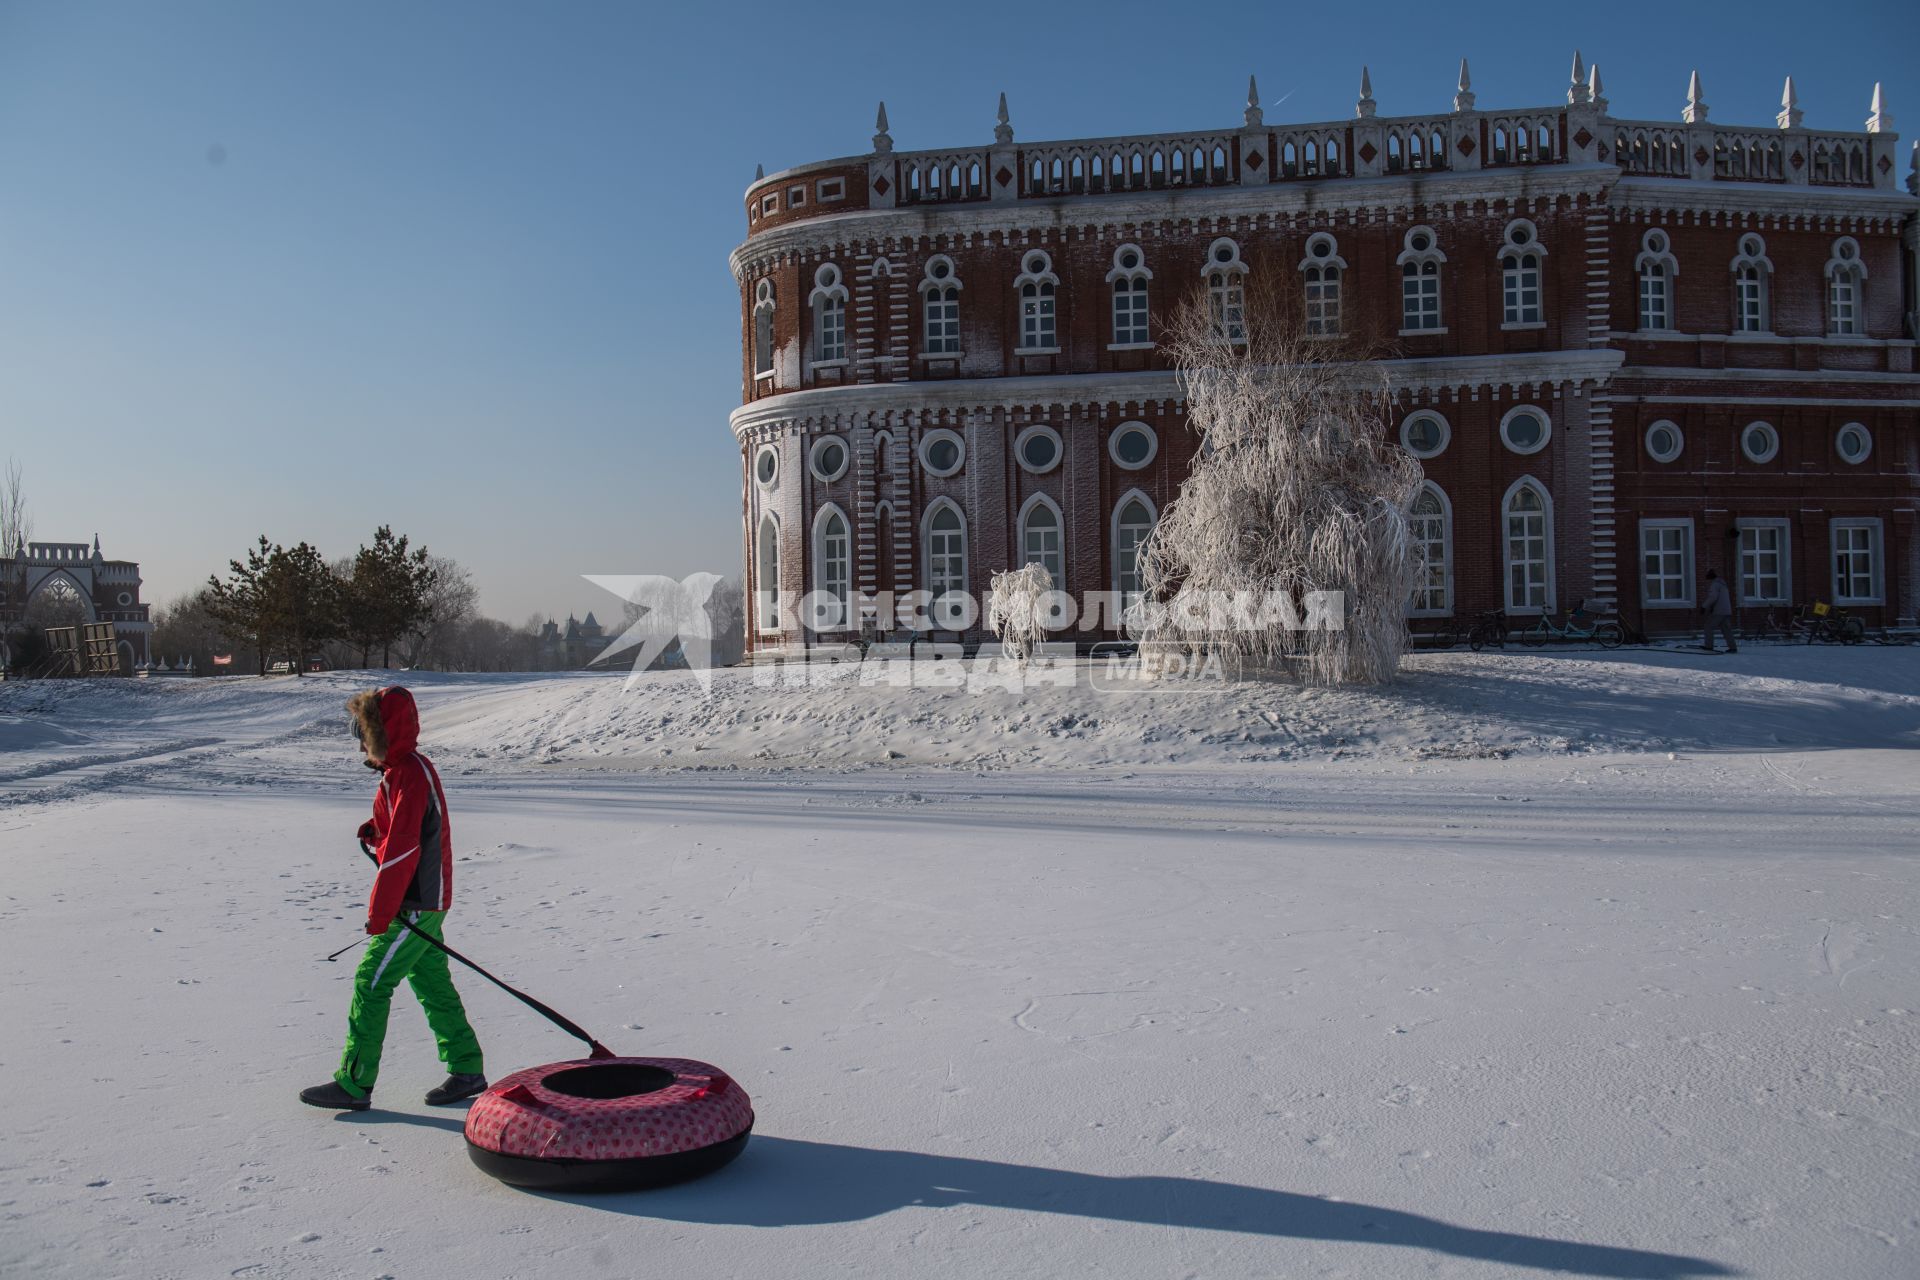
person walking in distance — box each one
[1701,570,1738,654]
[300,686,486,1110]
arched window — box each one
[1408,483,1452,616]
[1202,238,1246,342]
[1018,495,1065,588]
[1502,480,1554,613]
[752,279,775,376]
[1107,243,1152,346]
[813,506,850,629]
[919,256,962,355]
[754,513,781,633]
[1300,233,1345,335]
[874,501,897,597]
[1500,220,1546,326]
[809,264,847,363]
[1397,227,1445,332]
[1014,250,1059,351]
[1113,492,1157,607]
[924,501,969,623]
[1635,228,1678,331]
[1825,237,1866,337]
[1731,233,1772,334]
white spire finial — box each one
[873,101,893,153]
[1778,75,1803,130]
[754,162,764,181]
[1909,140,1919,194]
[1683,70,1708,124]
[1453,58,1475,113]
[1589,63,1606,113]
[1568,50,1590,105]
[994,92,1013,144]
[1356,66,1376,119]
[1244,74,1263,127]
[1867,82,1892,133]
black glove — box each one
[357,821,377,845]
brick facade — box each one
[732,72,1920,651]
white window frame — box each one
[1835,422,1872,465]
[1396,226,1446,334]
[1017,493,1066,589]
[1501,477,1555,614]
[808,435,850,483]
[923,499,969,622]
[1830,518,1882,605]
[1499,405,1552,456]
[918,256,963,357]
[1731,234,1773,335]
[754,513,782,635]
[1300,233,1345,336]
[1112,490,1158,606]
[1635,228,1679,332]
[1106,243,1153,348]
[1014,250,1060,353]
[1644,420,1684,464]
[816,176,846,202]
[1736,518,1791,606]
[752,279,775,378]
[753,443,780,489]
[1014,424,1063,475]
[1203,238,1247,343]
[809,264,848,365]
[1499,219,1547,329]
[1108,421,1158,470]
[1740,420,1779,465]
[812,504,852,630]
[918,428,966,478]
[1400,410,1450,460]
[1639,519,1695,608]
[1408,482,1453,617]
[1825,237,1867,337]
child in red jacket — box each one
[300,686,486,1111]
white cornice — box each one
[730,167,1624,279]
[1613,176,1919,223]
[728,349,1626,439]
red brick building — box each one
[731,65,1919,651]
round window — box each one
[1119,249,1140,270]
[930,258,950,280]
[1310,238,1331,258]
[1835,423,1871,464]
[809,436,849,482]
[754,445,779,487]
[1740,234,1762,257]
[1109,423,1158,470]
[117,592,133,607]
[1837,241,1856,261]
[1646,230,1667,253]
[1016,426,1062,474]
[919,430,965,477]
[1410,232,1431,253]
[1500,408,1550,455]
[1214,244,1233,263]
[1645,421,1683,464]
[1741,421,1779,464]
[1511,224,1532,245]
[1023,252,1047,275]
[1400,413,1450,459]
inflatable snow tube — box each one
[464,1057,753,1192]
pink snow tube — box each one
[464,1056,753,1191]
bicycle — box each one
[1465,610,1510,652]
[1513,600,1624,649]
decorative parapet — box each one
[747,72,1903,234]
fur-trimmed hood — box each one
[348,686,419,765]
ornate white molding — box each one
[729,349,1627,440]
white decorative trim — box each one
[1498,405,1552,455]
[1739,419,1779,463]
[1644,419,1684,463]
[1500,475,1556,614]
[1400,409,1450,458]
[753,442,780,488]
[918,427,966,477]
[808,434,851,482]
[1108,421,1159,470]
[1014,423,1064,474]
[1835,421,1872,463]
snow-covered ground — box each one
[2,650,1916,1279]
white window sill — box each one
[1823,333,1875,344]
[1728,331,1786,343]
[753,370,775,381]
[1106,341,1155,351]
[1408,610,1453,620]
[1500,321,1547,331]
[1304,332,1343,342]
[810,358,849,370]
[917,352,964,362]
[1833,597,1883,607]
[1740,599,1789,608]
[1015,346,1062,356]
[1643,600,1697,610]
[1398,326,1449,337]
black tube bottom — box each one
[467,1126,751,1193]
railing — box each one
[898,149,991,204]
[1611,124,1690,178]
[1809,134,1872,186]
[1271,125,1350,179]
[1018,130,1241,197]
[1483,113,1562,167]
[1382,120,1451,174]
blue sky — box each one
[1,0,1912,622]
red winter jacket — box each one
[362,687,454,933]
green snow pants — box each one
[335,910,483,1098]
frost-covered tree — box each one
[985,562,1052,663]
[1134,280,1423,685]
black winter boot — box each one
[300,1080,371,1111]
[425,1073,488,1106]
